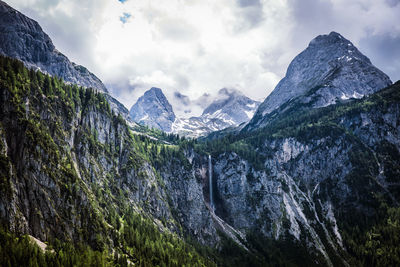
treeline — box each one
[127,129,197,171]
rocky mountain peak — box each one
[130,87,176,132]
[145,87,167,101]
[172,88,260,137]
[310,31,359,49]
[202,88,260,124]
[129,86,260,137]
[247,31,392,130]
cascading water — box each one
[209,155,214,212]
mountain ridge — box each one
[0,0,135,123]
[1,2,400,266]
[0,0,107,93]
[130,87,260,136]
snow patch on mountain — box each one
[129,87,259,136]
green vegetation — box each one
[342,203,400,266]
[119,209,215,266]
[0,55,214,266]
[0,226,112,267]
[195,80,400,265]
[1,54,399,266]
[197,80,400,170]
[210,230,324,267]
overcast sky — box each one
[6,0,400,117]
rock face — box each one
[1,2,400,264]
[130,87,176,132]
[247,31,392,130]
[173,88,260,137]
[0,0,107,93]
[0,58,219,248]
[159,150,218,245]
[213,82,400,265]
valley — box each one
[0,1,399,266]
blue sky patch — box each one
[120,12,131,24]
[118,0,127,3]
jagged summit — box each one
[202,88,260,125]
[172,88,260,137]
[129,87,260,136]
[0,0,107,93]
[130,87,176,132]
[145,87,168,101]
[247,31,392,130]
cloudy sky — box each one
[6,0,400,117]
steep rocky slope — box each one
[130,87,176,132]
[203,81,400,266]
[2,54,399,266]
[0,56,221,265]
[247,31,392,131]
[0,0,134,122]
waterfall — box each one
[209,155,214,212]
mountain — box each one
[1,3,400,265]
[129,87,176,132]
[130,87,260,136]
[205,81,400,266]
[0,0,107,93]
[173,89,260,137]
[2,53,399,266]
[201,88,260,125]
[0,56,218,266]
[0,0,133,122]
[246,31,392,131]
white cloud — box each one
[5,0,400,117]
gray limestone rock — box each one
[130,87,176,132]
[248,32,392,130]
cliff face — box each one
[0,57,219,251]
[158,151,218,245]
[1,1,399,264]
[211,82,400,265]
[2,55,399,265]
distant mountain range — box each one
[129,31,392,136]
[130,87,260,136]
